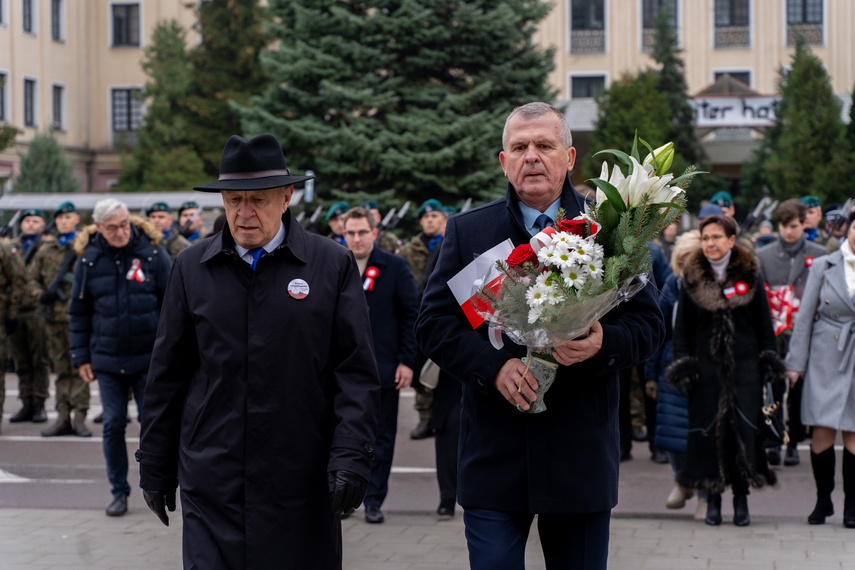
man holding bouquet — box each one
[415,102,664,570]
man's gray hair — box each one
[93,198,130,224]
[502,102,573,150]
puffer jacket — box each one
[68,216,171,374]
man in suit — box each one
[415,102,663,570]
[343,207,418,524]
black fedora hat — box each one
[193,133,314,192]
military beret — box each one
[53,202,76,217]
[178,201,200,215]
[825,209,844,223]
[325,201,350,222]
[698,204,724,220]
[710,191,733,207]
[418,199,443,218]
[441,206,457,217]
[360,200,380,211]
[146,202,171,216]
[20,208,45,221]
[800,195,821,208]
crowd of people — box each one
[2,105,855,569]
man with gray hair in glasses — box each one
[68,198,171,517]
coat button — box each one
[134,450,142,462]
[477,378,484,387]
[835,335,839,340]
[364,443,374,455]
[608,358,616,367]
[120,369,125,374]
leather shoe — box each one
[410,419,435,440]
[733,494,750,526]
[41,419,74,437]
[784,444,800,466]
[9,402,33,423]
[364,504,384,524]
[631,425,648,442]
[93,412,103,424]
[705,494,722,526]
[72,418,92,438]
[619,444,632,462]
[766,447,781,466]
[106,493,128,517]
[437,499,455,519]
[651,449,669,464]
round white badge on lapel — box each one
[288,279,310,299]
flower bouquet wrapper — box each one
[517,352,559,414]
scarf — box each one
[780,235,806,258]
[58,231,77,247]
[805,228,818,242]
[708,249,732,282]
[841,239,855,297]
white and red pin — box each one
[723,281,749,299]
[288,278,310,299]
[126,259,145,283]
[805,256,814,267]
[363,266,379,291]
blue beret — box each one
[326,201,350,222]
[418,199,443,218]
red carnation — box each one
[556,219,587,238]
[507,244,537,268]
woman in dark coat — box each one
[668,215,784,527]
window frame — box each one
[110,3,141,47]
[0,71,8,123]
[569,74,607,99]
[570,0,605,31]
[51,0,65,42]
[23,77,37,128]
[52,83,65,131]
[715,0,750,27]
[22,0,36,35]
[713,70,752,87]
[640,0,679,51]
[0,0,7,26]
[110,86,144,134]
[786,0,822,25]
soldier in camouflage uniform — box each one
[27,202,92,437]
[399,199,446,439]
[0,239,24,432]
[178,201,208,243]
[326,201,349,246]
[147,202,191,262]
[8,209,50,424]
[361,200,400,253]
[801,195,840,252]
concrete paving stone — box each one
[782,538,848,552]
[707,561,775,570]
[775,562,843,570]
[638,555,711,568]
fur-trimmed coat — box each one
[667,244,783,494]
[68,216,171,375]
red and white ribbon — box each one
[529,226,558,255]
[126,259,145,283]
[805,256,814,267]
[723,280,748,299]
[363,266,379,291]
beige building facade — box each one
[0,0,197,192]
[535,0,854,173]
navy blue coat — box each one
[68,219,171,374]
[362,246,418,388]
[415,176,664,514]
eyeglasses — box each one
[101,219,130,234]
[345,230,372,239]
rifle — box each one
[37,248,77,319]
[301,205,324,234]
[738,196,771,239]
[459,198,473,213]
[179,208,202,239]
[376,207,397,233]
[379,201,410,233]
[0,210,22,239]
[296,211,306,224]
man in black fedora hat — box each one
[137,133,380,569]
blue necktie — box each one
[534,214,553,232]
[249,248,265,271]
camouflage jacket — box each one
[377,231,400,254]
[10,235,47,312]
[0,240,24,322]
[162,230,191,262]
[398,232,432,283]
[26,236,77,322]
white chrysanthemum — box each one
[551,243,577,270]
[547,286,564,305]
[536,244,557,265]
[528,306,544,324]
[525,282,551,307]
[584,258,604,280]
[551,231,573,246]
[535,272,552,287]
[590,242,605,259]
[573,243,594,264]
[562,266,588,290]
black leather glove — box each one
[4,318,17,336]
[327,470,367,515]
[40,290,58,306]
[143,488,177,526]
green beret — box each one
[360,200,380,211]
[441,206,457,217]
[710,191,732,207]
[800,195,821,208]
[418,199,443,218]
[20,208,45,221]
[326,201,350,222]
[178,201,200,215]
[146,202,171,216]
[53,201,76,217]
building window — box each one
[112,88,144,133]
[22,0,33,33]
[642,0,677,51]
[52,85,63,130]
[714,71,751,86]
[787,0,823,45]
[0,73,6,123]
[714,0,750,48]
[0,0,5,25]
[571,75,606,98]
[24,79,36,127]
[51,0,63,41]
[112,4,140,47]
[570,0,605,54]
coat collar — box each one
[821,251,855,312]
[682,243,760,312]
[366,244,387,268]
[504,174,589,236]
[200,210,307,265]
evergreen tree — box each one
[762,37,846,202]
[184,0,269,177]
[13,130,79,193]
[0,75,18,151]
[238,0,557,207]
[115,20,207,192]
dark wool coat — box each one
[68,217,170,374]
[668,244,784,494]
[137,213,380,570]
[415,176,665,514]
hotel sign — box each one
[691,96,779,127]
